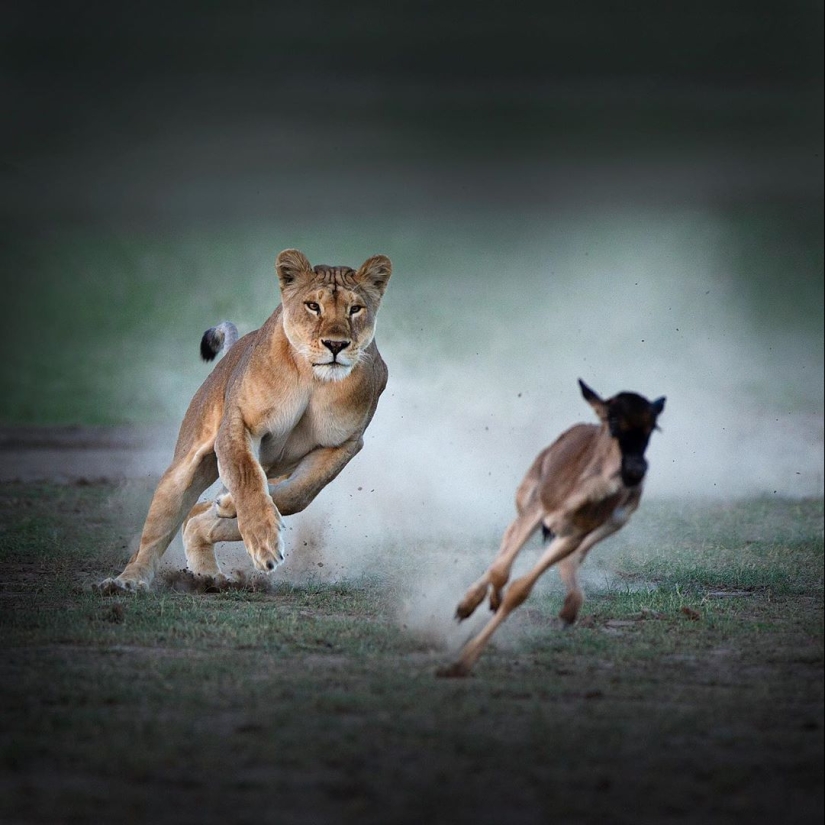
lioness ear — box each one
[355,254,392,298]
[578,379,609,421]
[276,249,312,290]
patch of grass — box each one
[1,485,822,825]
[602,497,824,595]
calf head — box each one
[579,379,666,486]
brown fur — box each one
[98,249,392,592]
[438,380,664,677]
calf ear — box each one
[355,254,392,298]
[579,379,609,421]
[276,249,312,290]
[652,396,666,416]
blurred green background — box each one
[2,1,822,500]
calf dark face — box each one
[578,380,666,487]
[620,453,648,487]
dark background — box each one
[1,13,823,825]
[3,1,823,229]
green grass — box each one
[602,497,825,593]
[1,484,822,824]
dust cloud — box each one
[140,209,822,647]
[153,214,823,646]
[3,2,819,657]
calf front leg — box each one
[556,553,585,626]
[555,510,635,625]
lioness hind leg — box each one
[98,451,218,593]
[183,499,285,575]
[182,502,226,578]
[214,491,237,519]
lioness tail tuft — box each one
[200,321,239,362]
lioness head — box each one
[276,249,392,382]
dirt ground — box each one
[1,426,823,825]
[0,425,175,484]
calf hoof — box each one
[455,583,488,621]
[435,661,473,679]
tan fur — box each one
[438,381,663,677]
[99,249,392,592]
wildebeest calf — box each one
[438,379,665,677]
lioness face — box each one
[276,249,392,383]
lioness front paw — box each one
[249,532,285,572]
[240,513,285,572]
[96,575,150,595]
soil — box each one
[1,426,822,825]
[0,424,174,483]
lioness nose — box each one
[322,339,350,356]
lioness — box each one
[99,249,392,592]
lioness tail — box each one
[200,321,239,362]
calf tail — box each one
[200,321,239,362]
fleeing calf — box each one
[438,379,665,678]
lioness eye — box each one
[349,305,363,316]
[305,302,321,314]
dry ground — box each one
[0,429,822,825]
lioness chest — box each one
[255,381,368,472]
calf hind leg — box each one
[440,533,581,677]
[455,503,543,620]
[556,552,584,626]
